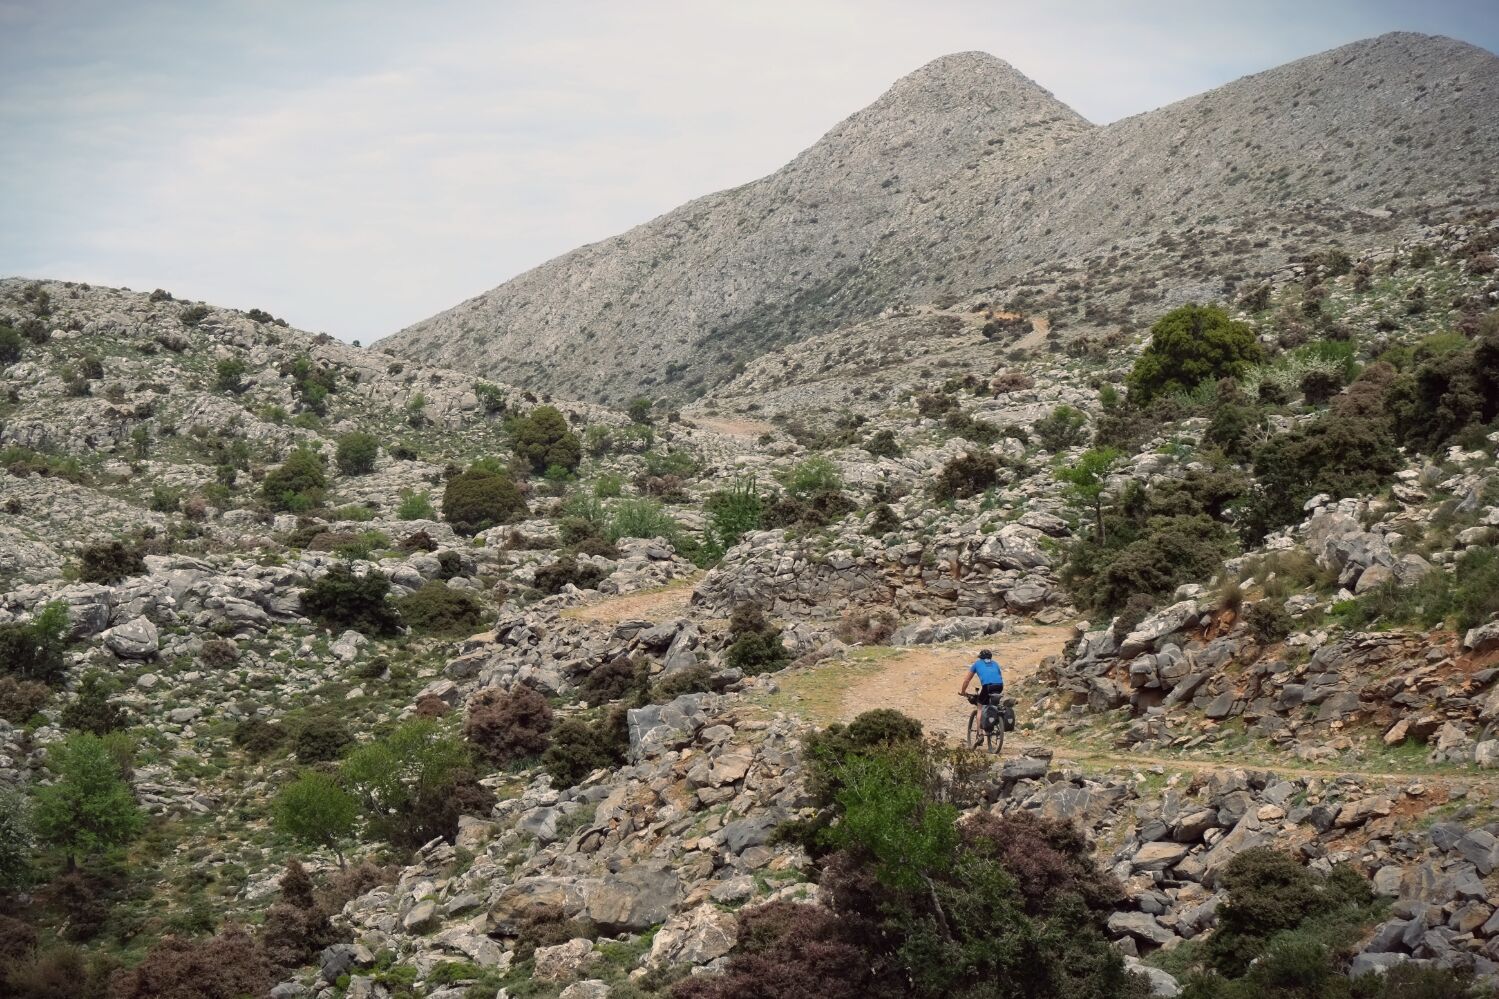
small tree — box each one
[300,565,401,636]
[443,466,527,535]
[262,447,327,511]
[274,772,357,868]
[59,671,131,734]
[0,324,24,366]
[627,397,654,425]
[33,732,144,870]
[214,356,248,394]
[1127,304,1264,405]
[512,405,582,474]
[1033,404,1088,451]
[334,431,379,476]
[1056,448,1119,543]
[0,601,72,684]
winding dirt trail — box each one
[690,415,778,439]
[563,577,699,625]
[834,623,1075,741]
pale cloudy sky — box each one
[2,1,1496,343]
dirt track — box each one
[835,624,1075,741]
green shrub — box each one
[0,785,34,891]
[442,466,527,535]
[0,324,24,366]
[579,656,649,706]
[781,457,842,499]
[299,565,401,636]
[1248,413,1398,538]
[933,451,1000,500]
[533,556,608,595]
[395,581,486,636]
[1127,304,1265,405]
[473,381,508,416]
[283,354,337,415]
[1088,514,1235,613]
[1034,404,1088,451]
[1206,848,1373,977]
[863,429,902,458]
[214,356,247,393]
[178,303,210,326]
[463,685,552,765]
[231,718,283,757]
[511,405,582,474]
[59,672,129,735]
[705,476,763,550]
[608,498,681,543]
[542,707,629,787]
[334,431,379,476]
[395,490,434,520]
[651,666,725,701]
[1243,600,1292,645]
[261,447,328,511]
[627,397,654,424]
[1386,331,1499,453]
[0,602,72,684]
[290,715,353,763]
[343,719,491,848]
[77,540,145,584]
[723,606,790,675]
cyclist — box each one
[959,648,1005,708]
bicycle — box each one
[964,691,1013,755]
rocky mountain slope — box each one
[5,206,1499,998]
[385,32,1499,404]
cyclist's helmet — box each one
[979,649,993,659]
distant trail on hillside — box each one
[837,623,1075,741]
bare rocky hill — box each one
[384,32,1499,403]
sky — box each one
[2,1,1497,344]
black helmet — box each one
[979,649,993,659]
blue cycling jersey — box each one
[969,658,1004,686]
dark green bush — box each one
[1127,304,1264,405]
[932,451,1000,500]
[213,357,247,393]
[395,581,486,636]
[230,718,283,757]
[290,716,352,763]
[77,541,145,585]
[1205,848,1373,978]
[1248,413,1398,538]
[511,405,582,473]
[178,303,210,326]
[1386,331,1499,453]
[1244,600,1292,645]
[299,566,401,636]
[59,672,129,735]
[651,666,727,701]
[724,606,790,675]
[1034,405,1088,451]
[261,447,327,512]
[862,429,902,458]
[533,556,608,595]
[0,325,24,366]
[442,466,527,535]
[0,603,72,684]
[541,706,629,787]
[333,431,379,476]
[705,477,764,551]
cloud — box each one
[1,0,1496,341]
